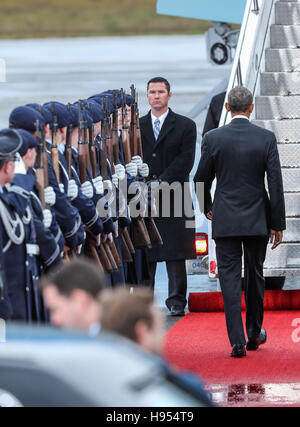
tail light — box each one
[195,233,208,256]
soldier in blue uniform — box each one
[0,128,50,322]
[9,105,85,253]
[0,129,23,320]
[82,99,126,286]
[41,102,104,243]
[14,129,63,273]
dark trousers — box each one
[145,260,187,310]
[215,236,269,346]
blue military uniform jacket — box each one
[57,146,103,237]
[0,176,40,322]
[46,141,85,250]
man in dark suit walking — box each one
[140,77,197,316]
[194,86,286,357]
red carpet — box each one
[189,290,300,312]
[164,311,300,406]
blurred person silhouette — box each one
[99,287,214,406]
[41,258,109,335]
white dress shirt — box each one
[231,115,249,121]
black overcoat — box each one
[140,109,197,262]
[194,118,286,239]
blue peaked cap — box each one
[9,106,45,132]
[43,101,71,129]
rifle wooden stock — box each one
[107,239,122,267]
[112,126,120,166]
[143,216,163,246]
[104,241,118,272]
[35,167,46,209]
[51,139,60,183]
[85,230,105,272]
[78,141,88,183]
[98,243,113,273]
[119,231,133,263]
[89,246,105,273]
[122,227,135,254]
[131,216,152,249]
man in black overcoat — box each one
[194,87,286,357]
[202,92,226,137]
[140,77,197,316]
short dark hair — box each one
[228,86,253,113]
[40,258,108,299]
[100,288,154,341]
[147,77,171,93]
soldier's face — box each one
[5,160,15,183]
[94,121,101,136]
[147,82,172,112]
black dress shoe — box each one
[169,306,185,316]
[246,329,267,351]
[230,344,246,358]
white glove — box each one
[43,209,52,228]
[81,181,94,199]
[114,164,126,180]
[139,163,150,178]
[67,179,78,201]
[92,176,104,195]
[103,179,113,193]
[131,155,143,168]
[44,186,56,206]
[113,221,119,238]
[106,232,113,243]
[59,183,65,194]
[112,174,119,188]
[140,203,147,218]
[151,198,158,217]
[126,162,138,177]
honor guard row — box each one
[0,87,163,323]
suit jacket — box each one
[194,118,286,239]
[140,109,197,262]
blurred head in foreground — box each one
[41,258,108,331]
[99,287,165,355]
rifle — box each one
[112,91,120,166]
[77,100,90,184]
[35,120,46,209]
[120,89,132,165]
[50,102,60,183]
[76,101,111,272]
[120,87,151,250]
[130,85,163,247]
[103,97,115,175]
[65,103,73,180]
[130,85,138,158]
